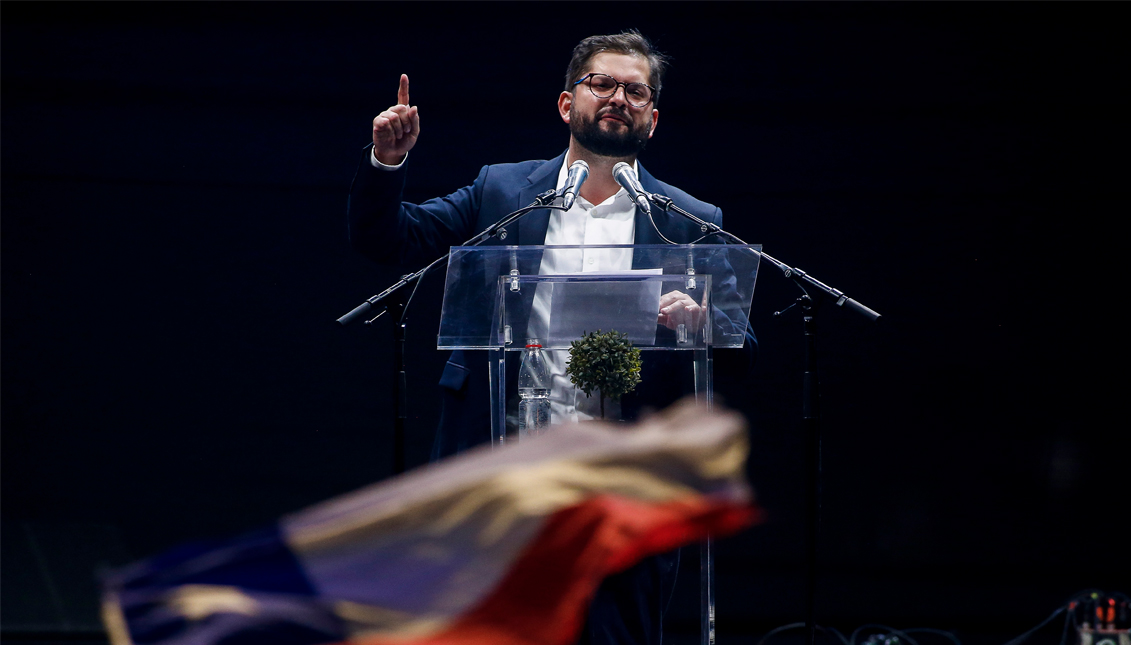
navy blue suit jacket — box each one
[348,146,755,458]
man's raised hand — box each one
[372,74,420,166]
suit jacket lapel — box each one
[518,151,567,246]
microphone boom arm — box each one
[337,189,563,325]
[645,192,880,322]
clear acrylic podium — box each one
[436,244,760,645]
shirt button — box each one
[587,257,595,265]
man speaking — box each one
[347,30,755,645]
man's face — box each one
[559,52,659,158]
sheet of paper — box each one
[545,269,664,347]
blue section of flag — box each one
[112,526,316,595]
[122,596,346,645]
[106,526,344,645]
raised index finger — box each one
[397,74,410,106]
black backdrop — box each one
[2,2,1127,641]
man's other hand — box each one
[658,290,705,332]
[372,74,420,166]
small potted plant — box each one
[565,329,642,420]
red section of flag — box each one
[355,494,761,645]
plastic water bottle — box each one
[518,339,551,437]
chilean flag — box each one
[102,400,761,645]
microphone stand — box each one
[337,189,563,475]
[647,192,880,645]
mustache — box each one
[598,107,631,124]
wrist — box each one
[376,152,406,165]
[371,148,407,170]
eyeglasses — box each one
[572,73,657,108]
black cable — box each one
[660,549,681,626]
[646,207,678,245]
[1001,606,1069,645]
[398,253,448,325]
[755,622,807,645]
[850,624,920,645]
[759,622,965,645]
[689,230,729,245]
[1058,606,1076,645]
[902,628,962,645]
[757,622,849,645]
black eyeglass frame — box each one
[572,73,658,108]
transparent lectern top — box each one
[437,244,761,351]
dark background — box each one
[2,3,1126,643]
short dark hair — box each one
[565,29,669,106]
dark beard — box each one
[570,107,650,158]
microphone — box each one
[612,162,651,215]
[560,159,590,210]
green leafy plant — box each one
[565,329,642,419]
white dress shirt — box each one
[535,157,637,424]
